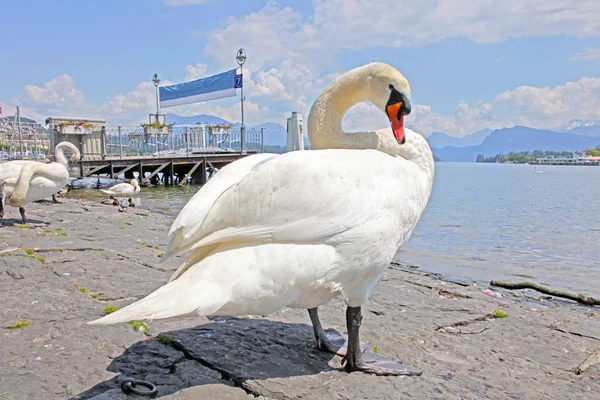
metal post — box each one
[49,120,56,156]
[240,63,244,129]
[185,127,189,157]
[240,63,246,154]
[17,106,23,160]
[261,127,265,153]
[33,125,38,156]
[155,86,160,116]
[236,49,247,155]
[101,126,107,159]
[118,126,123,159]
[9,112,15,155]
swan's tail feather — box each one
[166,244,218,281]
[87,275,225,325]
[100,189,113,195]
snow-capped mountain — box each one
[555,119,600,131]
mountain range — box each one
[423,119,600,161]
[425,129,492,149]
[430,123,600,162]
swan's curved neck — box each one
[308,69,376,151]
[55,142,81,166]
[307,68,434,180]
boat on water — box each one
[533,152,600,166]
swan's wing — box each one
[107,183,131,192]
[0,161,29,179]
[163,153,279,260]
[177,149,412,255]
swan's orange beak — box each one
[386,102,405,145]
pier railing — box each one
[104,126,264,158]
[0,119,265,160]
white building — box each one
[286,111,304,152]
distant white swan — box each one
[100,179,140,196]
[0,142,80,223]
[533,166,544,174]
[89,62,435,376]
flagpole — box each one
[236,49,247,154]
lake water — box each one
[69,162,600,296]
[400,162,600,296]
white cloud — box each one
[205,1,600,70]
[23,74,85,106]
[198,0,600,135]
[408,76,600,136]
[162,0,209,6]
[310,0,600,47]
[184,63,208,81]
[204,2,318,71]
[100,82,157,117]
[342,103,389,133]
[570,47,600,61]
[494,77,600,125]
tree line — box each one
[476,147,600,163]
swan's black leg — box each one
[0,185,5,219]
[19,207,27,224]
[307,308,348,356]
[52,194,60,203]
[342,306,422,376]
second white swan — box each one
[100,178,140,196]
[0,142,80,223]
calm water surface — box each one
[69,162,600,295]
[400,162,600,295]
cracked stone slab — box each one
[74,339,238,399]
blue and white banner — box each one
[159,69,243,108]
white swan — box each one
[0,142,80,223]
[89,62,435,376]
[100,178,140,196]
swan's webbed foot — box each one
[52,194,60,203]
[342,306,422,377]
[307,308,365,357]
[342,350,422,376]
[19,207,27,224]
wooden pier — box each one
[72,151,260,186]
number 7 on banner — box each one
[234,74,243,89]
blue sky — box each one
[1,0,599,136]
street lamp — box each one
[236,49,247,154]
[152,73,161,118]
[152,73,162,153]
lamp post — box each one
[152,73,161,119]
[152,73,161,152]
[236,48,247,154]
